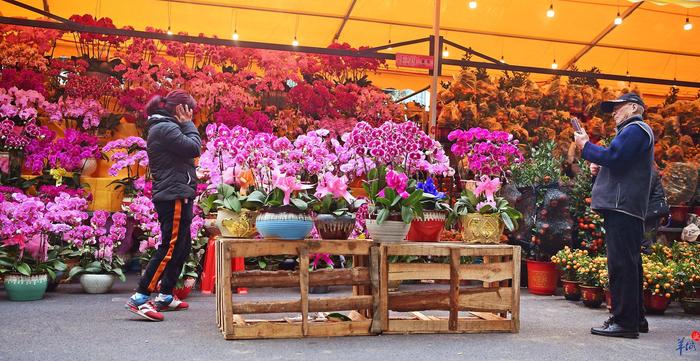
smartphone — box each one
[571,117,583,133]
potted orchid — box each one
[406,177,452,242]
[452,175,522,244]
[67,211,127,294]
[103,137,148,205]
[255,170,314,240]
[311,172,360,240]
[213,175,264,238]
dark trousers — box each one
[603,210,645,330]
[137,199,193,295]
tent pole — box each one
[429,0,441,139]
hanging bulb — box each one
[500,55,506,63]
[546,4,555,18]
[684,17,693,31]
[468,1,477,9]
[388,39,392,50]
[614,11,623,25]
[292,36,299,47]
[551,59,558,69]
[442,46,449,57]
[232,30,239,40]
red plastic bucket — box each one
[526,260,559,295]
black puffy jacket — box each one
[146,111,201,202]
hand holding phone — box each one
[571,117,583,133]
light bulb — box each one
[442,47,449,57]
[468,1,477,9]
[388,40,392,50]
[546,4,555,18]
[684,17,693,31]
[292,37,299,46]
[232,31,239,40]
[551,60,558,69]
[500,55,506,63]
[167,27,173,36]
[614,12,622,25]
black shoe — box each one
[602,317,648,333]
[591,322,639,339]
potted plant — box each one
[673,242,700,314]
[214,183,265,238]
[172,230,208,300]
[642,255,677,315]
[576,255,606,308]
[311,172,359,240]
[452,176,522,244]
[551,246,585,301]
[102,137,148,206]
[255,171,314,240]
[67,211,128,294]
[406,177,452,242]
[599,266,611,313]
[363,166,425,243]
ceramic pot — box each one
[680,298,700,315]
[460,214,504,244]
[79,274,115,294]
[216,208,257,238]
[173,277,196,300]
[4,274,48,301]
[406,211,447,242]
[580,285,604,308]
[525,260,558,295]
[561,279,581,301]
[365,219,411,243]
[644,291,671,314]
[314,214,355,240]
[256,212,313,240]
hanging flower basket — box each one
[460,213,504,244]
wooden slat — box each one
[231,267,370,288]
[380,245,389,331]
[232,296,373,314]
[388,288,513,312]
[386,319,513,334]
[384,243,517,257]
[220,238,235,336]
[511,246,521,333]
[369,246,382,334]
[348,310,367,321]
[470,312,506,321]
[224,239,372,258]
[299,246,309,337]
[388,263,449,281]
[231,322,303,339]
[411,311,432,321]
[233,314,246,325]
[306,320,372,337]
[449,249,460,331]
[459,261,514,283]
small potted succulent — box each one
[363,166,425,243]
[311,172,360,240]
[551,246,585,301]
[452,175,521,244]
[405,177,451,242]
[575,255,606,308]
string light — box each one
[551,59,558,69]
[232,31,239,40]
[442,46,449,57]
[292,16,300,47]
[231,9,239,40]
[546,3,555,18]
[468,1,477,9]
[684,17,693,31]
[500,55,506,63]
[167,27,173,36]
[292,36,299,47]
[166,1,173,35]
[614,11,623,25]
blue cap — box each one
[600,92,646,113]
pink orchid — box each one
[474,175,501,202]
[311,253,334,270]
[315,172,353,203]
[273,169,310,206]
[385,170,409,199]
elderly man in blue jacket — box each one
[574,93,654,339]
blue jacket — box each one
[582,115,654,220]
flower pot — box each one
[256,212,313,240]
[561,279,581,301]
[216,209,257,238]
[460,213,504,244]
[4,274,48,301]
[173,277,196,300]
[680,298,700,315]
[525,260,558,296]
[81,157,98,177]
[46,271,65,292]
[605,288,612,313]
[204,213,221,237]
[365,219,411,243]
[580,285,604,308]
[79,274,115,294]
[314,214,355,240]
[670,205,690,226]
[406,211,447,242]
[644,291,671,314]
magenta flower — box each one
[315,172,352,203]
[474,175,501,202]
[385,170,409,199]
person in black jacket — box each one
[125,90,201,322]
[574,92,654,339]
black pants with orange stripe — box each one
[137,199,193,296]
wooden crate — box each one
[216,238,380,340]
[379,242,521,334]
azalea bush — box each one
[449,127,523,180]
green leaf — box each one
[377,208,389,225]
[290,198,308,211]
[224,196,242,212]
[405,189,423,206]
[113,268,126,282]
[401,206,414,224]
[376,197,392,207]
[46,268,56,281]
[258,259,267,270]
[501,212,515,232]
[68,266,84,279]
[16,263,31,276]
[54,261,67,271]
[326,313,352,321]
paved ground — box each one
[0,275,697,361]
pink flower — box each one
[474,175,501,202]
[385,170,409,198]
[272,169,310,205]
[315,172,352,203]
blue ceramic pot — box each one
[256,212,313,240]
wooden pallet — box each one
[216,238,379,340]
[379,242,520,334]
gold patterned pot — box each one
[216,208,257,238]
[460,213,504,244]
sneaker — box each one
[125,300,164,322]
[154,295,189,312]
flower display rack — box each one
[216,238,379,340]
[378,242,520,335]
